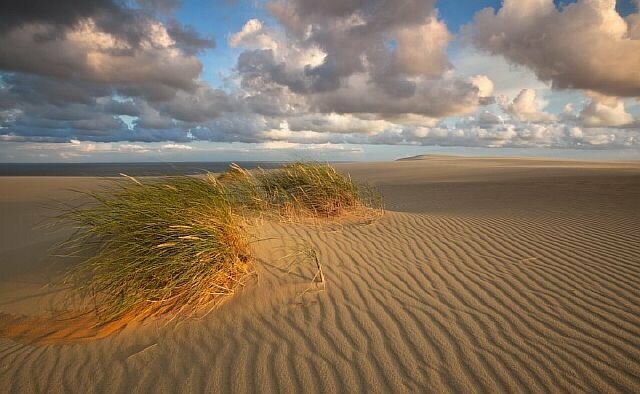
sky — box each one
[1,0,640,162]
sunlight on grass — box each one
[59,162,383,323]
[220,162,384,221]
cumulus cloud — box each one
[228,19,279,50]
[232,0,487,118]
[578,94,634,127]
[0,0,221,143]
[1,0,638,154]
[385,119,639,150]
[503,89,556,123]
[468,0,640,97]
[470,75,494,98]
[0,18,204,99]
[1,0,209,45]
[1,0,121,34]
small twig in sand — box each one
[280,245,326,299]
[126,343,158,360]
[299,249,326,300]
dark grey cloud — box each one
[1,74,110,106]
[153,83,235,123]
[0,21,205,95]
[166,20,215,55]
[0,0,120,33]
[0,0,212,86]
[0,73,233,143]
[1,1,211,49]
[265,0,447,93]
[0,0,222,143]
[311,79,479,118]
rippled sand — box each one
[1,156,640,392]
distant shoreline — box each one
[0,161,292,177]
[2,155,639,176]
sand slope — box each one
[1,156,640,392]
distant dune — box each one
[397,153,640,165]
[2,156,640,392]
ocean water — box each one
[0,162,288,177]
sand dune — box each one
[1,156,640,392]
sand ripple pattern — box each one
[3,208,639,393]
[2,166,640,393]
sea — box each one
[0,162,290,177]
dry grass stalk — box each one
[280,245,326,298]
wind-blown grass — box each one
[220,162,384,220]
[61,175,252,322]
[60,162,382,323]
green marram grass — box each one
[256,162,374,218]
[220,162,384,220]
[61,174,252,322]
[60,162,382,323]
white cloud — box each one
[468,0,640,97]
[579,94,634,127]
[118,144,151,153]
[450,47,548,99]
[503,89,556,123]
[228,19,279,51]
[470,75,494,98]
[161,143,193,151]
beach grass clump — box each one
[220,162,384,220]
[216,163,266,212]
[257,162,362,217]
[60,162,382,323]
[61,175,252,322]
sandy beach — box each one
[1,155,640,392]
